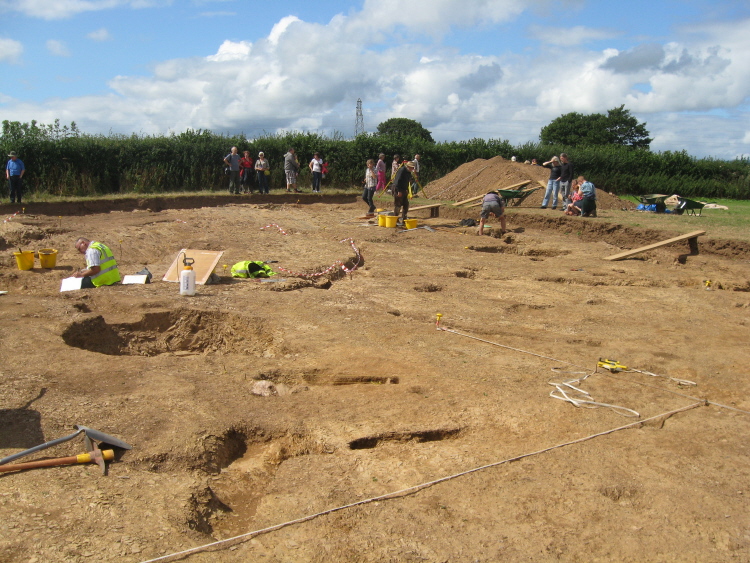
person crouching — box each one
[478,191,507,236]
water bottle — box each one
[180,258,196,296]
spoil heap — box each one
[424,156,634,210]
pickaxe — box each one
[0,449,115,474]
[0,425,131,475]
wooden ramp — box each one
[409,203,442,217]
[603,231,705,261]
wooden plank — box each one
[452,180,530,206]
[603,231,706,261]
[452,193,485,206]
[162,249,224,284]
[410,203,441,218]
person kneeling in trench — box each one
[72,237,121,288]
[478,190,507,236]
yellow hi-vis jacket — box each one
[88,241,121,286]
[231,261,275,278]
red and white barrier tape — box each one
[260,223,362,277]
[260,223,289,235]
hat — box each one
[258,152,264,157]
[8,151,17,157]
[405,161,415,169]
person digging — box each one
[478,190,507,236]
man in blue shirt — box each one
[577,175,597,217]
[5,151,25,204]
[223,146,241,194]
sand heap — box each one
[423,156,633,210]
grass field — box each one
[617,196,750,242]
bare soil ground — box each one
[1,162,749,562]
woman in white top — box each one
[309,152,323,193]
[254,152,270,194]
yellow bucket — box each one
[378,214,387,227]
[13,251,35,270]
[384,215,398,228]
[38,248,58,269]
[404,219,418,230]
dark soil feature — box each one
[0,193,359,218]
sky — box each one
[1,0,749,159]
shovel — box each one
[0,425,131,466]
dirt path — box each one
[1,196,749,562]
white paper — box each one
[122,274,149,285]
[60,277,84,292]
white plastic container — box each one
[180,266,196,296]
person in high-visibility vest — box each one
[72,238,121,288]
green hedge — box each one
[2,120,748,199]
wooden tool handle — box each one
[0,450,114,473]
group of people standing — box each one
[361,153,421,221]
[539,153,596,216]
[223,147,270,195]
[223,147,329,195]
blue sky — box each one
[1,0,749,158]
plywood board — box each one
[603,231,706,261]
[162,249,224,284]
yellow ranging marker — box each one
[598,358,628,373]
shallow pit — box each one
[61,308,280,356]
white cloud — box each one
[528,24,619,47]
[0,0,171,20]
[354,0,529,36]
[46,39,71,57]
[268,16,301,46]
[0,36,23,63]
[2,1,749,158]
[205,40,251,62]
[87,27,112,41]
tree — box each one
[376,118,434,143]
[540,105,652,149]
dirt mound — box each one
[424,156,634,211]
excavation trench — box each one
[62,308,281,356]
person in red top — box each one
[239,151,254,194]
